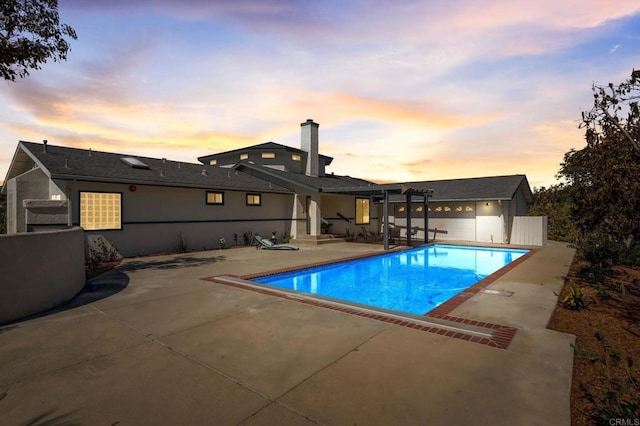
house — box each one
[1,142,295,256]
[388,175,533,244]
[1,119,538,256]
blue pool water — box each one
[253,245,529,315]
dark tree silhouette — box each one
[0,0,77,81]
[559,70,640,249]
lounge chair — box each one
[387,227,401,244]
[361,226,377,242]
[254,235,299,251]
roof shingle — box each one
[389,175,532,202]
[16,141,292,193]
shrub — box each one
[576,234,625,280]
[595,285,612,300]
[86,235,121,277]
[243,231,254,246]
[574,332,640,423]
[578,235,623,266]
[176,232,188,253]
[560,279,588,311]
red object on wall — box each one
[129,185,137,192]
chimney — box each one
[301,119,319,177]
[43,139,48,153]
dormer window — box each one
[209,159,217,165]
[240,153,248,160]
[261,152,275,159]
[292,154,301,161]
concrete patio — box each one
[0,241,576,425]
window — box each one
[50,194,62,200]
[80,192,122,230]
[206,191,224,205]
[246,193,261,206]
[355,198,370,224]
[430,204,475,218]
[209,159,217,166]
[240,153,248,160]
[292,154,301,161]
[261,152,275,159]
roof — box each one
[1,141,292,194]
[1,142,533,205]
[388,175,533,203]
[197,141,333,165]
[233,162,376,192]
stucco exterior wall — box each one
[514,186,530,215]
[6,168,50,233]
[501,200,513,242]
[24,199,69,231]
[390,198,529,244]
[321,194,359,235]
[320,194,380,236]
[5,178,17,234]
[205,151,308,174]
[64,181,294,256]
[475,201,506,243]
[0,227,85,324]
[393,217,477,241]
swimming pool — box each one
[253,244,529,316]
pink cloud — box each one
[285,90,505,130]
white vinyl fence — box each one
[510,216,548,246]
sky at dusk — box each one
[2,0,640,189]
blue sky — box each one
[2,0,640,188]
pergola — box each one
[321,184,434,250]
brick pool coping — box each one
[203,245,538,350]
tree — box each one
[0,0,77,81]
[581,69,640,153]
[528,184,579,243]
[558,70,640,250]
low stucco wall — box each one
[0,227,85,324]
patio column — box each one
[423,194,428,243]
[291,194,305,239]
[308,197,321,236]
[383,190,389,250]
[406,190,412,247]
